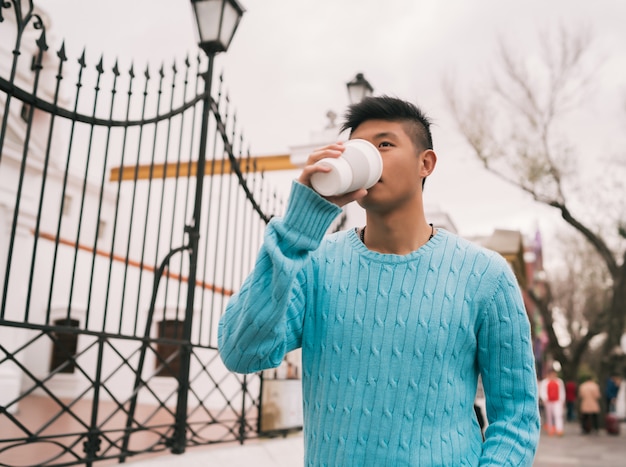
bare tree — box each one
[529,231,611,382]
[445,25,626,382]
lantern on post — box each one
[346,72,374,104]
[190,0,246,55]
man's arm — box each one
[218,181,341,374]
[477,258,540,466]
[538,378,547,404]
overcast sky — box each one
[32,0,626,246]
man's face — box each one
[350,119,426,213]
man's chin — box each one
[356,193,376,210]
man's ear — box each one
[420,149,437,177]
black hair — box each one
[340,95,433,151]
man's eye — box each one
[379,141,393,148]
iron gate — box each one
[0,2,283,465]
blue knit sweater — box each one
[219,181,540,466]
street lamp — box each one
[169,0,245,454]
[346,72,374,104]
[123,2,246,459]
[190,0,246,55]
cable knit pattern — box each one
[219,181,540,466]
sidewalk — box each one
[127,433,304,467]
[128,421,626,467]
[534,420,626,466]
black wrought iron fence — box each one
[0,2,282,466]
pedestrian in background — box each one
[540,369,565,436]
[605,375,622,412]
[578,376,600,434]
[218,96,540,465]
[605,375,622,435]
[565,379,577,422]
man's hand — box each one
[297,142,367,207]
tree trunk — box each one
[600,270,626,397]
[604,268,626,357]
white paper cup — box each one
[310,139,382,196]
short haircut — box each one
[340,95,433,151]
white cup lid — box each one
[342,139,382,189]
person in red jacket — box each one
[565,380,578,422]
[539,369,566,436]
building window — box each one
[62,194,73,216]
[155,320,184,378]
[20,103,31,123]
[97,219,107,240]
[49,318,80,374]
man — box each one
[219,96,540,465]
[539,369,565,436]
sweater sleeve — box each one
[218,181,341,374]
[477,260,540,466]
[538,378,547,403]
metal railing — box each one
[0,2,283,465]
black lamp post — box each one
[172,0,245,454]
[346,72,374,104]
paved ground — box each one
[128,421,626,466]
[127,433,304,467]
[534,420,626,466]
